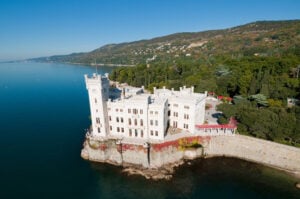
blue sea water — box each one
[0,62,299,199]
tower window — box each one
[135,129,138,137]
[94,98,97,103]
[129,129,132,136]
[97,127,101,133]
[140,119,143,126]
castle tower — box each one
[84,73,109,138]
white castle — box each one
[84,73,207,141]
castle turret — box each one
[85,73,109,138]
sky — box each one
[0,0,300,61]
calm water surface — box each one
[0,62,299,199]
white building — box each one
[85,73,207,141]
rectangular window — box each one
[95,98,97,103]
[184,106,189,109]
[128,118,131,125]
[134,119,137,126]
[150,120,153,125]
[173,121,177,128]
[121,118,124,123]
[117,127,120,132]
[116,117,119,122]
[129,129,132,137]
[116,108,119,112]
[140,109,143,114]
[173,104,178,107]
[128,109,131,113]
[120,109,123,112]
[133,109,138,114]
[109,116,112,121]
[140,119,143,126]
[173,112,178,117]
[121,128,124,133]
[109,126,112,131]
[184,114,189,119]
[184,124,189,129]
[135,129,138,137]
[155,120,158,126]
[150,111,153,115]
[97,127,101,133]
[150,130,153,136]
[155,131,158,136]
[141,130,144,137]
[155,111,158,115]
[96,118,100,124]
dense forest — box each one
[109,54,300,147]
[32,20,300,146]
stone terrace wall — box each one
[205,135,300,174]
[82,135,300,177]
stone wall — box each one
[81,134,300,177]
[204,135,300,175]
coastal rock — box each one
[81,149,89,160]
[296,182,300,189]
[122,167,172,180]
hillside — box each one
[30,20,300,65]
[106,20,300,147]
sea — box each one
[0,62,299,199]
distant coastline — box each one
[22,60,136,67]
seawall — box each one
[205,135,300,177]
[81,135,300,179]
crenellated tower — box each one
[84,73,109,138]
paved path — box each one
[205,97,221,124]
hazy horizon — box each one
[1,0,300,61]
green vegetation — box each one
[110,55,300,147]
[178,138,202,150]
[33,20,300,147]
[31,20,300,65]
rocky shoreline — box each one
[81,134,300,181]
[122,160,184,180]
